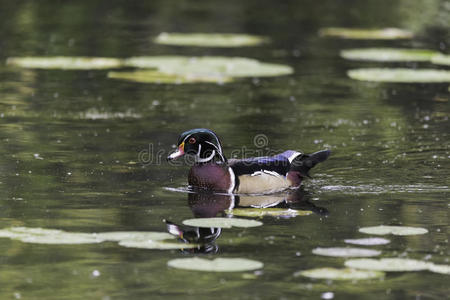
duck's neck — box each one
[196,150,217,163]
[196,145,227,164]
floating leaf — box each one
[0,227,187,248]
[117,56,293,84]
[167,257,263,272]
[19,234,99,244]
[345,258,432,272]
[81,109,142,120]
[6,56,123,69]
[348,68,450,83]
[341,48,438,62]
[0,227,101,244]
[229,208,312,218]
[312,247,381,257]
[108,70,231,84]
[118,240,197,250]
[182,217,262,228]
[95,231,173,242]
[155,32,268,47]
[344,237,390,246]
[431,54,450,66]
[319,27,413,39]
[428,264,450,275]
[359,225,428,236]
[296,267,385,280]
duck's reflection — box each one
[165,220,221,254]
[165,188,328,253]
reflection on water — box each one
[165,189,328,253]
[165,220,222,254]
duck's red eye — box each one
[188,137,196,144]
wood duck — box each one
[167,128,330,194]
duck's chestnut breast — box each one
[188,163,232,192]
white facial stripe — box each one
[181,133,191,144]
[196,150,216,163]
[204,140,217,148]
[205,140,222,154]
[206,132,223,155]
[204,140,226,161]
[196,143,202,158]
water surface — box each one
[0,0,448,299]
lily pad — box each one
[108,70,231,84]
[167,257,263,272]
[359,225,428,236]
[345,258,432,272]
[0,227,101,244]
[0,227,185,248]
[319,27,413,39]
[114,56,293,84]
[229,208,312,218]
[182,217,263,228]
[341,48,438,62]
[118,240,197,250]
[155,32,268,47]
[296,267,385,280]
[96,231,173,242]
[428,264,450,275]
[348,68,450,83]
[6,56,123,69]
[431,54,450,66]
[81,109,142,120]
[312,247,381,257]
[344,237,390,246]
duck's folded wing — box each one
[228,150,301,177]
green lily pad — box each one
[0,227,184,248]
[229,208,312,218]
[344,237,390,246]
[359,225,428,236]
[0,227,101,244]
[0,227,61,237]
[431,54,450,66]
[345,258,432,272]
[155,32,268,47]
[341,48,439,62]
[118,240,197,250]
[348,68,450,83]
[296,267,385,280]
[95,231,174,242]
[428,264,450,275]
[113,56,292,84]
[108,70,231,84]
[6,56,123,69]
[125,56,294,78]
[167,257,263,272]
[319,27,413,39]
[312,247,381,257]
[182,217,263,228]
[81,109,142,120]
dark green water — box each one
[0,1,448,299]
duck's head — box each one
[167,128,226,163]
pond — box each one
[0,0,448,299]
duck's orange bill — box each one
[167,142,185,160]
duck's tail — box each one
[290,150,331,178]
